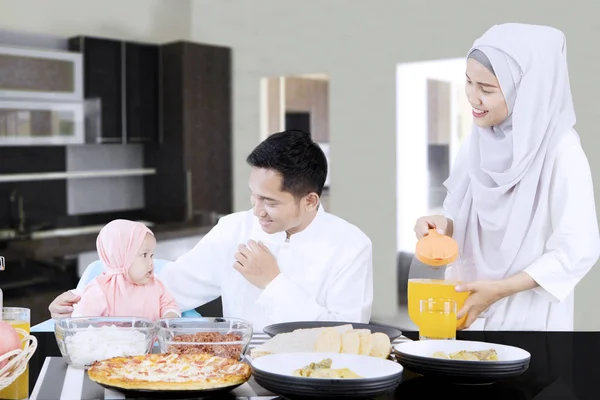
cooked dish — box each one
[432,349,499,361]
[87,353,251,390]
[167,332,243,359]
[292,358,362,379]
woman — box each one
[415,23,600,331]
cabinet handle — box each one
[186,169,193,221]
[158,47,164,145]
[121,42,127,144]
[96,137,122,144]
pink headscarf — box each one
[72,219,181,320]
[95,219,154,299]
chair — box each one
[31,258,201,332]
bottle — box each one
[0,255,4,319]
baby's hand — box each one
[162,311,179,319]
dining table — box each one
[26,328,599,399]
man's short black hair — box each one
[246,129,328,198]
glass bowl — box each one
[54,317,156,369]
[156,317,253,360]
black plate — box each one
[252,371,402,399]
[96,382,244,399]
[395,352,530,372]
[398,358,529,385]
[262,321,403,340]
[392,347,531,369]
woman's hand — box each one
[455,280,503,329]
[414,215,454,239]
[455,272,540,329]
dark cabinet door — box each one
[69,36,123,143]
[143,41,232,223]
[183,43,232,216]
[124,42,159,144]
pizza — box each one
[87,353,251,391]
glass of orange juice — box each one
[418,298,456,340]
[408,279,469,328]
[0,307,30,400]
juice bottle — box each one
[408,279,468,327]
[408,229,470,331]
[0,307,30,400]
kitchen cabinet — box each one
[68,36,159,144]
[0,100,84,146]
[0,45,83,101]
[144,41,232,223]
[124,42,159,144]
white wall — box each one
[396,59,466,254]
[0,0,193,215]
[190,0,600,329]
[3,0,599,329]
[0,0,192,43]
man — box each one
[49,130,373,330]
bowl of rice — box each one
[156,317,253,360]
[54,317,156,369]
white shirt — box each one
[450,130,600,331]
[157,206,373,331]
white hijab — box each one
[443,23,576,281]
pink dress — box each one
[71,220,180,320]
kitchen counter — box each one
[2,221,213,260]
[27,329,598,399]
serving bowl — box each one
[54,317,155,369]
[156,317,253,360]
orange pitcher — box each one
[407,229,469,330]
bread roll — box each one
[369,332,392,358]
[314,327,342,353]
[340,331,361,354]
[354,329,373,356]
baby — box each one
[71,219,180,320]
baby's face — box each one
[128,233,156,285]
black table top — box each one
[30,330,598,400]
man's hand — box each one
[233,240,280,289]
[48,291,81,319]
[455,281,502,330]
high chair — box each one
[31,258,201,332]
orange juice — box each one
[419,299,456,340]
[408,279,469,327]
[0,308,30,400]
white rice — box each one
[65,325,150,367]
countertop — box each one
[2,221,213,260]
[28,329,598,399]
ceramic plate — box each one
[251,352,403,398]
[252,352,403,380]
[394,339,531,366]
[262,321,402,340]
